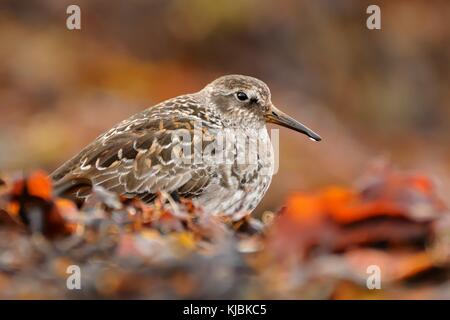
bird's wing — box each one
[52,102,219,203]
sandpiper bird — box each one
[51,75,321,215]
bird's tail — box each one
[52,177,92,208]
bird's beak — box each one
[265,104,322,141]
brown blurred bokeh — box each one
[1,0,449,214]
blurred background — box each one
[0,0,449,214]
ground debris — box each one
[0,171,260,299]
[259,165,450,299]
[0,166,449,299]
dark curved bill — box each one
[265,105,322,142]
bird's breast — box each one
[196,127,274,215]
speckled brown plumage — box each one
[51,75,321,215]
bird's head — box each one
[203,74,321,141]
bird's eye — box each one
[236,91,249,101]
